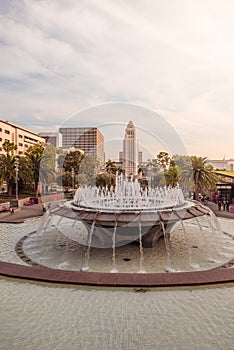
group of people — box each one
[218,200,230,211]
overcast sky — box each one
[1,0,234,160]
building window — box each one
[5,130,10,134]
[18,151,23,155]
[19,134,23,138]
[0,138,2,142]
[0,128,2,132]
[18,143,23,147]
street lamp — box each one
[15,157,19,201]
[71,167,75,189]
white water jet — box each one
[110,219,118,273]
[82,219,97,272]
[73,175,185,211]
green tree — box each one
[163,162,179,187]
[180,156,218,200]
[0,141,18,196]
[173,155,193,193]
[1,140,17,155]
[63,150,84,173]
[56,148,66,173]
[0,155,17,196]
[105,159,117,186]
[78,156,98,186]
[96,173,110,188]
[61,172,73,191]
[25,143,54,196]
[18,156,34,194]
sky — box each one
[0,0,234,160]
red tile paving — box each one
[0,261,233,288]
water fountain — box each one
[14,174,232,280]
[1,104,233,286]
[67,174,210,249]
[0,104,233,349]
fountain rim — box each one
[69,199,193,213]
[0,260,233,288]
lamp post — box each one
[71,167,75,189]
[15,157,19,201]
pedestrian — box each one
[218,201,221,211]
[10,207,14,214]
[223,201,226,211]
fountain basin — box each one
[52,200,211,248]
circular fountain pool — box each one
[0,206,233,288]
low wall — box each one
[41,193,65,203]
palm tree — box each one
[0,153,17,196]
[181,156,218,200]
[105,159,117,187]
[0,141,18,196]
[25,144,54,196]
[1,140,17,155]
[163,163,179,187]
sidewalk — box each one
[0,204,44,224]
[206,201,234,219]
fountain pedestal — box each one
[65,202,210,248]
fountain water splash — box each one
[160,220,172,271]
[81,219,97,272]
[110,217,118,273]
[73,174,185,211]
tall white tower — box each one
[123,120,138,176]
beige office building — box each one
[0,120,45,156]
[59,127,105,165]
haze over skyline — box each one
[1,0,234,160]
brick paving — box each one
[0,260,233,287]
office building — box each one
[0,120,45,156]
[59,127,105,165]
[38,132,59,148]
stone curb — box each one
[0,261,233,288]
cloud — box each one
[0,0,234,159]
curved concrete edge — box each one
[0,261,233,288]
